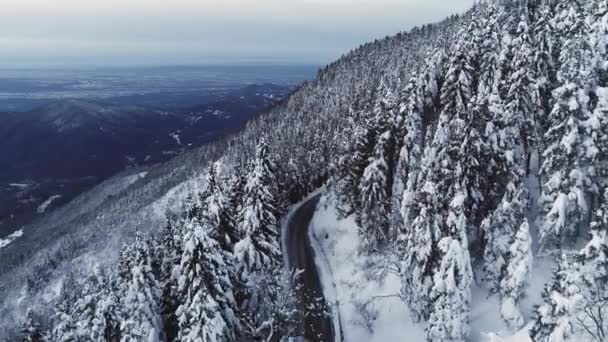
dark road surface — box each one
[285,195,336,342]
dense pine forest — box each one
[9,0,608,341]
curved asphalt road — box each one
[285,195,335,342]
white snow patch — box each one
[481,324,533,342]
[308,192,425,342]
[37,195,62,213]
[170,132,182,145]
[8,183,29,188]
[301,191,558,342]
[0,229,24,249]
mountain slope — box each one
[1,7,460,341]
[5,1,608,342]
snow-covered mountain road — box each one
[285,194,336,342]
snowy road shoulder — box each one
[308,192,425,342]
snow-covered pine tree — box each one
[401,32,475,322]
[202,162,238,253]
[576,188,608,341]
[456,96,495,247]
[482,12,535,295]
[439,31,474,119]
[358,131,391,252]
[426,235,472,342]
[51,298,78,342]
[591,0,608,88]
[530,254,583,342]
[506,15,540,157]
[336,112,377,216]
[182,190,203,222]
[589,4,608,189]
[400,49,447,231]
[238,266,297,341]
[540,3,595,250]
[482,176,529,293]
[400,182,439,321]
[532,3,557,132]
[73,268,121,342]
[158,217,181,342]
[591,88,608,190]
[20,309,46,342]
[175,218,235,341]
[50,274,80,342]
[232,139,286,339]
[499,219,533,330]
[225,169,246,239]
[234,139,281,275]
[397,75,423,194]
[119,233,162,342]
[395,75,425,242]
[417,27,477,334]
[477,2,501,98]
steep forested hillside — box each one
[6,0,608,341]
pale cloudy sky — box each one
[0,0,472,67]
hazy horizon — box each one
[1,0,472,68]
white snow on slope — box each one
[8,183,29,188]
[309,193,425,342]
[307,191,562,342]
[37,195,62,214]
[0,229,24,249]
[170,132,182,145]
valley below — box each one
[0,65,316,239]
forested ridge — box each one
[13,0,608,341]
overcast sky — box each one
[1,0,472,67]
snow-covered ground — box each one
[0,229,24,249]
[309,193,425,342]
[308,192,558,342]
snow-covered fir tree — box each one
[337,112,377,215]
[358,131,391,252]
[530,254,583,342]
[175,218,234,341]
[118,233,162,342]
[51,275,80,342]
[20,309,46,342]
[158,218,181,342]
[234,138,281,275]
[426,236,472,342]
[539,2,596,250]
[499,219,533,330]
[73,269,120,342]
[477,3,501,98]
[575,188,608,341]
[202,162,238,253]
[224,170,246,244]
[532,3,557,132]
